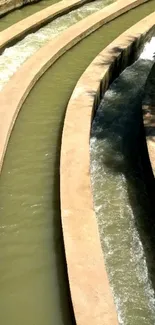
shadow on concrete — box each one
[90,49,155,294]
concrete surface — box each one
[60,12,155,325]
[0,1,153,325]
[0,0,90,53]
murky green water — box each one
[0,0,61,32]
[0,0,113,91]
[0,1,155,325]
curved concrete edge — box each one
[0,0,148,172]
[0,0,152,322]
[143,63,155,175]
[0,0,40,18]
[0,0,91,53]
[60,13,155,325]
[0,0,151,170]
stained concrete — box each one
[0,1,153,325]
[60,12,155,325]
[0,0,149,171]
[0,0,91,53]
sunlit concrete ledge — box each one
[60,13,155,325]
[0,0,150,54]
[0,1,153,324]
[0,0,150,171]
[0,0,91,53]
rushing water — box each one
[0,0,114,91]
[90,36,155,325]
[0,1,155,324]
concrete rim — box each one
[60,12,155,325]
[0,2,153,324]
[0,0,91,53]
[0,0,148,172]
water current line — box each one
[90,36,155,325]
[0,0,114,91]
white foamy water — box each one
[90,35,155,325]
[0,0,114,91]
[140,37,155,60]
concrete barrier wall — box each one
[60,12,155,325]
[0,2,154,324]
[0,0,149,54]
[0,0,91,53]
[0,0,148,172]
[0,0,41,17]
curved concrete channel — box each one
[0,0,101,54]
[0,0,151,169]
[0,0,114,91]
[0,0,61,32]
[0,0,50,18]
[0,1,155,325]
[61,11,155,325]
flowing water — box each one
[0,0,114,91]
[90,36,155,325]
[0,1,155,324]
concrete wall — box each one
[0,0,91,54]
[0,0,41,17]
[60,13,155,325]
[0,0,149,171]
[0,2,154,325]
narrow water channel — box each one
[90,37,155,324]
[0,0,61,32]
[0,0,114,91]
[0,1,155,325]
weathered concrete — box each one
[143,62,155,174]
[60,13,155,325]
[0,0,40,17]
[0,0,91,53]
[0,0,149,171]
[0,1,154,325]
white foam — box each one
[90,37,155,324]
[0,0,111,91]
[140,36,155,60]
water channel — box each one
[0,1,155,325]
[0,0,114,91]
[0,0,61,32]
